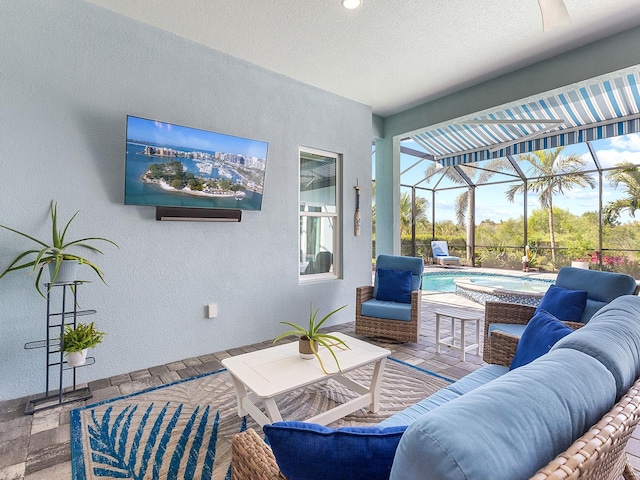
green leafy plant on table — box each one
[0,200,118,297]
[273,303,349,374]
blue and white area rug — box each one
[70,358,452,480]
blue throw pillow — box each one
[510,309,573,370]
[263,422,408,480]
[375,268,412,303]
[536,284,588,322]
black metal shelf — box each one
[24,282,96,414]
[48,309,97,318]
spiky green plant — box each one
[273,304,349,374]
[61,321,106,353]
[0,200,118,297]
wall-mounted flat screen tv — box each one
[124,115,268,211]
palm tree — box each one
[400,192,429,235]
[603,162,640,225]
[505,147,596,264]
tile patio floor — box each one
[1,291,639,479]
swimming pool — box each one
[422,271,553,306]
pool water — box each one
[422,272,551,293]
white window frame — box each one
[299,146,341,283]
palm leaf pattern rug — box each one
[71,358,452,480]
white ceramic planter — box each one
[49,260,79,284]
[67,349,88,367]
[571,261,589,270]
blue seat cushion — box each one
[378,365,508,428]
[510,310,573,370]
[390,348,616,480]
[536,285,587,322]
[375,268,412,304]
[552,295,640,399]
[361,299,412,321]
[263,422,408,480]
[437,255,460,262]
[487,323,527,338]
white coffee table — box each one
[221,332,391,427]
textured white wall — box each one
[0,0,373,401]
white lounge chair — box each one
[431,241,460,265]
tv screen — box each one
[124,115,268,211]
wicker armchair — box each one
[483,267,639,365]
[482,302,584,366]
[355,255,424,343]
[355,286,421,343]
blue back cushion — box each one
[373,255,424,299]
[536,285,587,322]
[555,267,637,322]
[552,295,640,399]
[510,310,573,370]
[390,349,616,480]
[375,268,412,303]
[263,422,408,480]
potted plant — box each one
[0,200,118,297]
[61,321,106,367]
[273,303,349,374]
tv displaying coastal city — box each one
[124,115,268,211]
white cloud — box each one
[593,148,640,169]
[607,133,640,152]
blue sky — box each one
[386,133,640,224]
[126,116,268,159]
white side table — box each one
[435,307,481,361]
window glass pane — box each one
[299,215,335,275]
[461,158,521,185]
[514,144,594,178]
[474,181,524,269]
[591,133,640,169]
[300,152,336,213]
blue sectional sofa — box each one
[231,295,640,480]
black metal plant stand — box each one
[24,281,95,414]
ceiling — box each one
[85,0,640,117]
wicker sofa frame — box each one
[231,327,640,480]
[354,286,421,343]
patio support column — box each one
[374,136,401,255]
[467,186,475,265]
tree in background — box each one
[505,147,596,265]
[604,162,640,225]
[400,192,429,236]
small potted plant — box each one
[273,303,348,374]
[61,321,106,367]
[0,200,118,297]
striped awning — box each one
[411,65,640,166]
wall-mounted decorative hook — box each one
[354,178,361,236]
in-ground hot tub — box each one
[422,272,553,306]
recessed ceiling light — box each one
[342,0,362,10]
